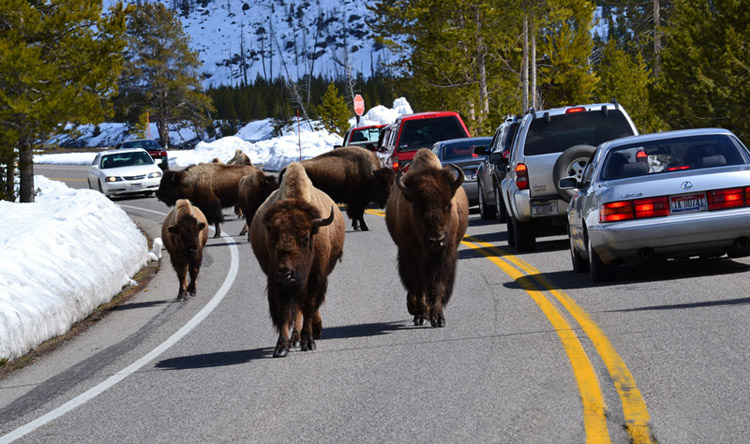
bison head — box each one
[371,167,396,208]
[397,164,464,254]
[157,170,184,206]
[168,215,206,257]
[261,200,335,291]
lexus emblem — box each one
[681,181,693,190]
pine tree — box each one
[657,0,750,141]
[118,2,214,148]
[0,0,128,202]
[318,82,350,136]
[596,40,664,133]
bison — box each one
[297,146,395,231]
[385,148,469,327]
[162,199,209,301]
[237,169,279,238]
[250,162,345,358]
[227,148,253,166]
[157,162,256,237]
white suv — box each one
[500,102,638,252]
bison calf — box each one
[385,148,469,327]
[162,199,209,301]
[250,162,345,358]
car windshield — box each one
[442,139,490,161]
[101,151,154,169]
[600,134,748,180]
[399,116,468,152]
[524,109,634,156]
[349,127,382,143]
[121,140,161,150]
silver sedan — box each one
[560,128,750,281]
[88,148,163,198]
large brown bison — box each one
[298,146,395,231]
[162,199,209,301]
[385,148,469,327]
[250,162,345,358]
[237,168,279,238]
[157,162,256,237]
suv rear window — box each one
[524,110,634,156]
[399,116,468,152]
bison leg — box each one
[312,309,322,339]
[187,260,200,297]
[213,221,222,238]
[290,308,303,348]
[274,334,290,358]
[427,284,447,328]
[269,288,293,358]
[347,204,368,231]
[175,263,189,301]
[239,223,248,237]
[408,291,428,326]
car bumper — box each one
[462,181,478,205]
[511,189,569,221]
[101,178,161,197]
[588,208,750,263]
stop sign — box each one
[353,94,365,116]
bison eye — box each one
[444,204,452,213]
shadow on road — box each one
[321,321,406,340]
[155,348,271,369]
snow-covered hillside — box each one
[105,0,395,88]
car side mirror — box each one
[558,177,578,190]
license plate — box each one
[670,193,706,214]
[130,183,143,190]
[531,201,558,216]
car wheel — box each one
[553,144,596,202]
[478,181,495,220]
[568,224,588,273]
[588,234,615,282]
[506,217,516,247]
[512,216,536,252]
[494,183,507,223]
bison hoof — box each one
[413,315,426,326]
[176,291,187,301]
[273,347,289,358]
[301,338,316,352]
[430,315,445,328]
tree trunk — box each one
[18,139,35,203]
[530,8,538,110]
[653,0,661,75]
[522,14,529,112]
[476,8,489,125]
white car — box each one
[560,128,750,282]
[88,148,163,198]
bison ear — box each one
[167,225,179,234]
[198,222,206,231]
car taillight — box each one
[566,106,586,114]
[391,155,399,172]
[600,196,668,222]
[634,196,669,218]
[515,163,529,190]
[707,187,746,210]
[600,201,634,222]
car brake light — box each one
[600,201,634,222]
[515,163,529,190]
[391,155,399,171]
[708,188,746,210]
[636,150,648,160]
[634,196,669,218]
[600,196,669,222]
[566,107,586,114]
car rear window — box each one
[350,127,382,143]
[442,139,491,161]
[101,151,155,168]
[601,134,748,180]
[398,116,469,152]
[524,109,634,156]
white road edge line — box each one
[1,206,240,443]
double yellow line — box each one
[366,208,651,442]
[461,236,652,444]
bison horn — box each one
[395,169,413,200]
[311,206,336,228]
[447,164,464,195]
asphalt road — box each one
[1,164,749,443]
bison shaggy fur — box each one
[298,146,395,231]
[162,199,209,300]
[385,148,469,327]
[237,169,279,239]
[250,162,345,358]
[157,162,256,237]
